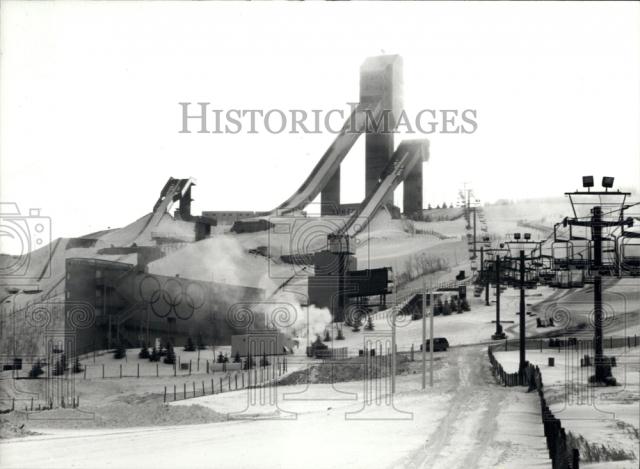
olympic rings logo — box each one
[137,274,206,320]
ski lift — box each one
[620,231,640,275]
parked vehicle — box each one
[420,337,449,352]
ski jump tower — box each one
[320,55,423,218]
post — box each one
[137,363,140,378]
[422,282,427,390]
[430,292,434,387]
[481,247,489,306]
[164,386,166,403]
[592,206,609,383]
[391,304,397,394]
[193,381,196,397]
[119,364,122,379]
[173,384,176,401]
[519,250,526,373]
[183,383,186,399]
[492,256,505,339]
[473,206,477,259]
[156,363,159,377]
[102,363,105,379]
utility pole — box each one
[473,206,477,259]
[421,280,426,390]
[492,255,505,340]
[430,293,434,387]
[519,250,526,372]
[481,247,489,306]
[391,280,397,394]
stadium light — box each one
[513,233,521,240]
[524,233,531,240]
[582,175,594,190]
[602,176,615,190]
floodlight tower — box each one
[565,176,633,386]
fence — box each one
[496,335,640,354]
[163,358,288,403]
[488,346,580,469]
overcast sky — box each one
[1,2,639,242]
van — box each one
[420,337,449,352]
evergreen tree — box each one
[336,327,345,340]
[260,352,270,367]
[53,354,67,376]
[352,315,362,332]
[435,297,444,315]
[323,329,331,342]
[163,343,176,365]
[443,298,451,315]
[139,342,150,359]
[184,336,196,352]
[233,352,241,363]
[244,354,255,370]
[216,352,225,364]
[196,334,206,350]
[29,360,44,378]
[149,346,160,362]
[442,202,448,209]
[365,315,374,331]
[114,343,126,359]
[223,353,229,363]
[72,356,83,374]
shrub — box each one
[260,353,270,367]
[196,334,206,350]
[233,352,241,363]
[114,343,126,360]
[184,337,196,352]
[244,354,256,370]
[29,360,44,378]
[53,354,67,376]
[323,330,331,342]
[163,343,176,365]
[149,347,160,362]
[139,343,150,359]
[72,356,83,374]
[336,328,345,340]
[216,352,225,364]
[365,315,374,331]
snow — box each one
[494,348,640,463]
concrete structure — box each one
[361,55,403,206]
[202,211,261,226]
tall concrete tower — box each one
[361,55,403,205]
[320,55,423,218]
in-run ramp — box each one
[271,101,383,215]
[338,139,429,238]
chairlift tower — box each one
[565,176,633,386]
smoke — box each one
[149,234,264,287]
[148,234,332,339]
[263,291,331,339]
